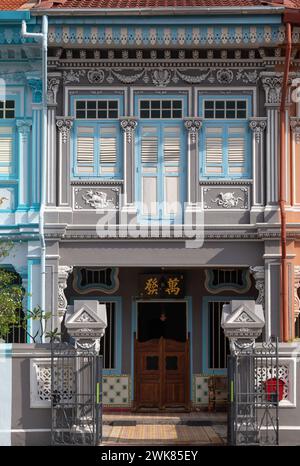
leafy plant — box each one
[23,306,61,343]
[0,240,24,339]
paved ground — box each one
[101,412,227,446]
[102,424,224,445]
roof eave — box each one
[31,6,285,16]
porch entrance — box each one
[134,301,190,411]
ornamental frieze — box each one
[68,67,261,86]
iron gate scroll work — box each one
[51,343,103,446]
[228,338,279,446]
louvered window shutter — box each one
[99,127,118,175]
[76,126,95,175]
[204,127,224,176]
[0,127,13,176]
[227,127,246,175]
[163,127,180,165]
[141,127,158,164]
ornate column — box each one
[261,72,282,209]
[58,265,73,327]
[56,117,74,207]
[184,118,202,205]
[27,77,43,208]
[120,117,138,213]
[16,119,32,209]
[249,118,267,209]
[47,73,61,206]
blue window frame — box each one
[134,94,188,222]
[199,95,252,180]
[71,95,123,179]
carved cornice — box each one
[120,118,138,144]
[249,118,267,144]
[290,117,300,144]
[184,118,203,143]
[56,117,74,144]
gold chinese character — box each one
[144,277,159,296]
[165,277,181,296]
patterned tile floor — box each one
[102,424,224,445]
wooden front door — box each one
[134,302,190,411]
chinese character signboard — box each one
[139,274,185,299]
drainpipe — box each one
[21,16,48,341]
[280,21,292,342]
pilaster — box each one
[47,73,61,206]
[261,72,282,215]
[184,118,202,205]
[56,117,73,207]
[16,119,32,210]
[57,265,73,328]
[120,117,138,214]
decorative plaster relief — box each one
[203,187,249,210]
[0,188,14,210]
[73,187,120,210]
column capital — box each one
[184,118,203,143]
[16,119,32,140]
[290,117,300,144]
[27,76,43,104]
[47,75,61,106]
[260,72,283,107]
[56,117,74,144]
[120,117,138,143]
[249,117,267,144]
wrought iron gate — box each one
[51,344,102,446]
[227,338,279,446]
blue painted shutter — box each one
[99,126,118,176]
[163,126,181,216]
[76,126,95,175]
[140,126,158,216]
[204,126,224,176]
[227,127,246,176]
[0,127,13,176]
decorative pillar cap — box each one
[221,300,265,352]
[65,300,107,351]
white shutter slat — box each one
[205,137,223,165]
[77,137,94,165]
[0,136,13,175]
[99,127,117,165]
[163,127,180,164]
[228,138,245,164]
[141,136,158,164]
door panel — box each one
[134,336,190,410]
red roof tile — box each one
[1,0,300,10]
[0,0,29,10]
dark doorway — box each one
[134,301,190,411]
[137,301,187,342]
